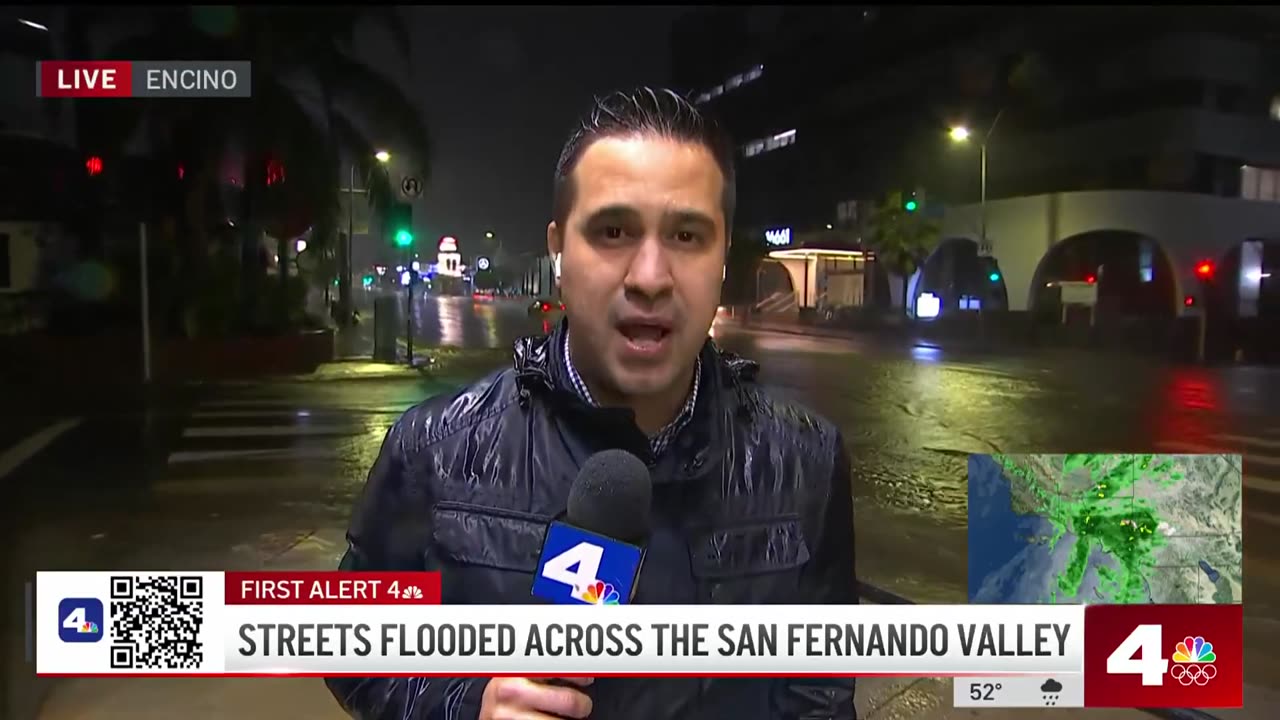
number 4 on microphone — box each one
[531,523,644,606]
[541,542,605,600]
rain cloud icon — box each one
[1040,679,1063,693]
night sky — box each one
[362,6,691,258]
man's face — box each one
[548,134,727,400]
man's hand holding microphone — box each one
[479,677,594,719]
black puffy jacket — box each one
[326,323,858,719]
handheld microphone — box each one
[531,449,651,605]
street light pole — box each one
[978,108,1003,256]
[346,162,354,324]
[341,151,391,328]
[979,141,987,254]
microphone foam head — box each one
[567,449,652,544]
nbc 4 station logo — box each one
[58,598,104,643]
[1089,604,1240,708]
[1108,625,1219,687]
[1169,635,1217,686]
[531,524,642,606]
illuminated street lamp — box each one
[485,231,494,239]
[375,150,391,163]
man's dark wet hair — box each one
[552,87,737,238]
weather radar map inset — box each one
[968,453,1242,604]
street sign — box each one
[1059,281,1098,306]
[400,175,422,199]
[337,194,371,234]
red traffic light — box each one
[85,156,103,176]
[1194,260,1214,280]
[266,158,286,186]
[1184,295,1195,307]
[541,302,550,312]
[1085,274,1096,284]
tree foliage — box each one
[865,191,940,310]
[67,6,429,335]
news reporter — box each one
[326,87,857,719]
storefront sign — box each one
[765,227,792,247]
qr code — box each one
[108,575,205,670]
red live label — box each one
[225,572,441,605]
[1084,604,1242,708]
[38,61,133,97]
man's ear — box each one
[547,220,562,256]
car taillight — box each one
[541,303,550,312]
[559,303,565,310]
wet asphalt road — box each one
[4,295,1279,716]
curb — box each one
[854,582,1224,720]
[729,321,974,353]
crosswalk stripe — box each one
[1250,511,1280,529]
[0,417,83,481]
[1245,475,1280,493]
[201,398,316,408]
[1151,440,1241,457]
[168,448,342,464]
[1151,441,1280,494]
[166,388,403,468]
[183,425,365,438]
[192,409,403,419]
[1211,433,1280,451]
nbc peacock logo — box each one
[579,581,620,605]
[1169,636,1217,686]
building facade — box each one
[673,6,1280,337]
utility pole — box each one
[343,163,355,326]
[139,222,151,383]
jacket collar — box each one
[513,319,758,407]
[512,320,761,476]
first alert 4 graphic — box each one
[237,577,423,601]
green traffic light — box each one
[988,272,1001,282]
[904,200,918,212]
[394,229,414,248]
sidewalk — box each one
[724,316,1008,354]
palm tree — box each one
[865,191,940,317]
[74,6,429,334]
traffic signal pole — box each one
[406,259,414,367]
[1194,261,1214,364]
[1197,304,1207,365]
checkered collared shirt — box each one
[563,330,701,458]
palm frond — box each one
[329,111,397,214]
[323,55,431,182]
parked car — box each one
[527,298,566,319]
